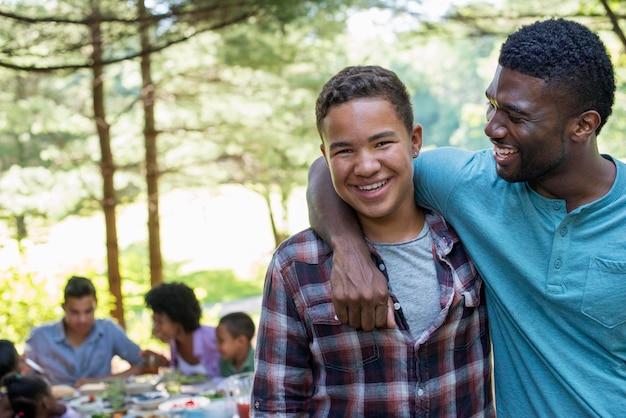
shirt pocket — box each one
[581,257,626,328]
[307,302,380,372]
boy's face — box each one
[320,98,422,231]
[216,324,245,361]
[62,296,97,337]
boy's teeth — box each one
[360,180,386,191]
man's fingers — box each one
[335,305,349,324]
[348,303,364,330]
[359,306,376,332]
[374,302,388,329]
[386,296,396,328]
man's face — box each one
[62,296,96,337]
[484,65,573,184]
[320,98,421,230]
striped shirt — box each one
[253,211,494,417]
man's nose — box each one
[484,110,507,140]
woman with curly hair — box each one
[143,282,219,378]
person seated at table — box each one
[0,340,22,418]
[1,373,68,418]
[0,340,22,380]
[24,276,143,388]
[143,282,220,378]
[216,312,255,377]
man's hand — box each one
[331,245,396,331]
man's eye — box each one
[486,103,495,121]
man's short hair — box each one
[64,276,97,301]
[499,18,615,134]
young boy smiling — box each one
[252,66,493,417]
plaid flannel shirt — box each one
[253,211,494,417]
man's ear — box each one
[570,110,601,143]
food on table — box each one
[157,396,210,411]
[177,374,208,384]
[68,395,105,414]
[203,389,227,399]
[79,381,107,396]
[51,384,76,399]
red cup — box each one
[236,402,250,418]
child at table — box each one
[216,312,256,377]
[1,373,67,418]
[0,340,67,418]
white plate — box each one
[68,395,105,414]
[130,391,170,410]
[79,382,107,396]
[158,396,209,411]
[51,384,78,399]
[125,381,156,394]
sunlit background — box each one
[1,0,624,351]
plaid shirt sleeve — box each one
[253,233,316,417]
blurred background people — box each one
[143,282,220,377]
[24,276,143,387]
[216,312,255,377]
[1,373,66,418]
[0,340,21,379]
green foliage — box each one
[0,269,62,350]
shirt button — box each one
[393,302,401,310]
[379,264,385,271]
[417,388,425,396]
[554,258,562,269]
[560,227,567,236]
[552,202,561,210]
[255,401,260,409]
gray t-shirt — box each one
[370,222,440,339]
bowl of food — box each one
[158,396,210,417]
[130,391,170,410]
[125,380,156,394]
[79,382,107,396]
[68,395,105,414]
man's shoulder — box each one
[28,319,62,339]
[421,147,493,169]
[92,318,127,335]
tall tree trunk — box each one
[138,0,163,288]
[89,3,125,328]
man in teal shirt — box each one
[307,19,626,417]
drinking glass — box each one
[160,367,181,395]
[229,372,254,418]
